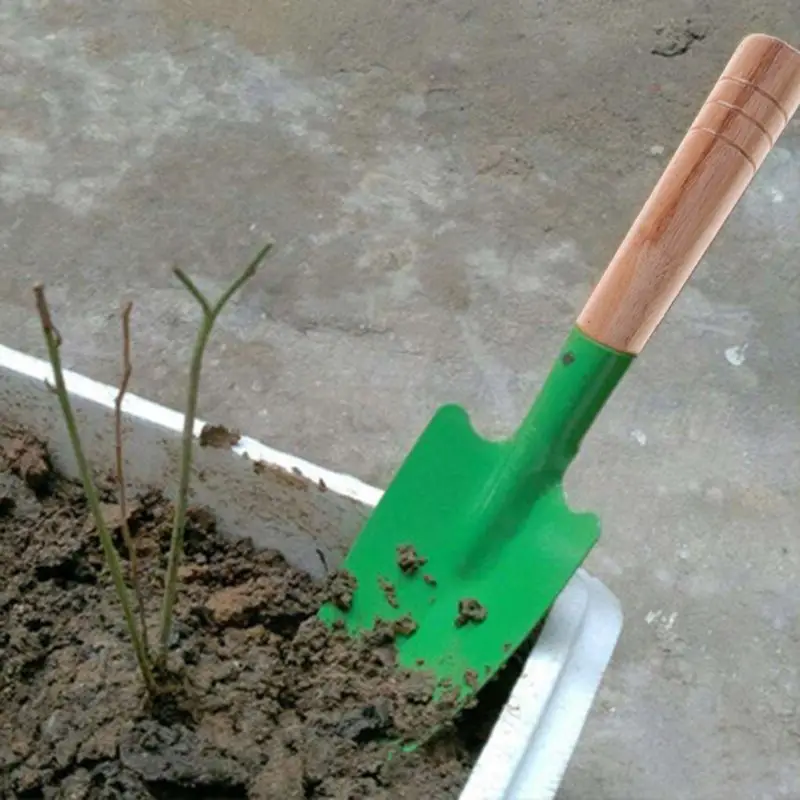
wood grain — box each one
[577,34,800,354]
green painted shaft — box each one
[457,328,633,575]
[514,326,634,478]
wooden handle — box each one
[577,34,800,354]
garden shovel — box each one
[321,34,800,708]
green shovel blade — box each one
[320,328,632,712]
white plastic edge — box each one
[462,571,622,799]
[0,342,622,800]
[0,344,384,510]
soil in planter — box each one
[0,428,539,799]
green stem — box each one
[34,286,158,697]
[158,242,273,658]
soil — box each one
[395,546,426,576]
[0,429,537,799]
[377,578,399,610]
[454,600,487,628]
[198,425,241,449]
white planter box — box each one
[0,343,622,800]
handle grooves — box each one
[577,34,800,354]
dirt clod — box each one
[198,423,241,448]
[393,614,418,637]
[326,568,357,611]
[0,430,531,799]
[378,576,400,608]
[1,433,52,492]
[423,574,437,587]
[253,460,309,491]
[397,544,427,575]
[455,598,488,627]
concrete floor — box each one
[2,0,799,797]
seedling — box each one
[33,242,272,695]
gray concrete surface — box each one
[2,1,799,797]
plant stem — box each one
[115,302,151,658]
[34,285,158,697]
[158,242,273,658]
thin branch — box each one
[35,296,63,347]
[34,284,157,697]
[158,242,273,658]
[172,270,212,317]
[209,241,273,319]
[115,302,150,658]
